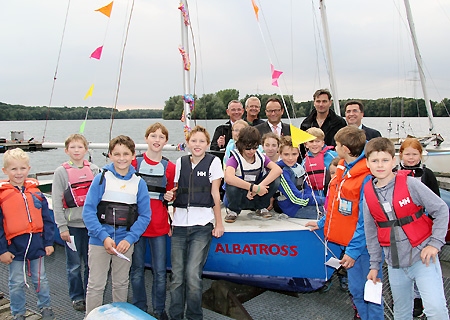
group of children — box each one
[0,121,448,320]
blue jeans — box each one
[347,252,384,320]
[9,257,51,316]
[294,206,320,219]
[388,257,448,320]
[169,224,213,320]
[66,226,89,302]
[130,235,167,314]
[225,177,280,213]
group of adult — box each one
[210,88,381,155]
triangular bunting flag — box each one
[79,120,87,134]
[90,46,103,60]
[84,84,94,100]
[95,1,113,18]
[251,0,259,21]
[271,64,283,87]
[290,124,316,146]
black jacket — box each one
[255,121,291,138]
[210,121,232,151]
[362,124,382,141]
[300,109,346,147]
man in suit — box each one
[255,97,291,137]
[244,96,265,126]
[210,100,244,151]
[300,89,347,148]
[344,100,381,141]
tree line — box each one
[0,103,163,121]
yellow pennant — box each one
[95,1,114,18]
[84,84,94,100]
[290,124,316,147]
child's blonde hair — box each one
[186,126,211,144]
[3,148,29,168]
[65,134,89,149]
[306,127,324,141]
[278,136,296,153]
[232,120,249,142]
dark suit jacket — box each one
[362,124,382,141]
[210,121,232,151]
[255,121,291,139]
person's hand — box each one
[103,237,116,255]
[340,254,355,269]
[164,187,177,201]
[0,251,14,264]
[60,231,71,242]
[255,184,269,196]
[421,245,439,266]
[116,240,131,254]
[246,190,254,200]
[217,135,226,148]
[367,269,381,284]
[45,246,54,256]
[212,223,224,238]
[305,221,319,231]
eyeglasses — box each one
[245,144,259,150]
[266,109,282,114]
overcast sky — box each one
[2,0,450,110]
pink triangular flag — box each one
[90,46,103,60]
[271,64,283,87]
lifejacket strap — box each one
[377,210,423,228]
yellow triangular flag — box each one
[95,1,113,18]
[290,124,316,146]
[83,84,94,100]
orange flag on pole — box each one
[95,1,113,18]
[251,0,259,20]
[84,84,94,100]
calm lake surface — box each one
[1,117,449,179]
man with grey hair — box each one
[244,96,264,126]
[210,100,244,151]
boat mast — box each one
[180,0,191,130]
[319,0,341,116]
[403,0,434,133]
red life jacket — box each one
[62,160,94,208]
[304,146,334,191]
[364,171,432,248]
[0,179,44,244]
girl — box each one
[169,126,224,320]
[223,120,249,168]
[261,132,280,163]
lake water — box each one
[1,117,449,179]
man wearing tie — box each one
[255,97,291,137]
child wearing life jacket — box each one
[82,135,151,316]
[0,148,55,320]
[276,136,324,219]
[129,123,175,320]
[364,138,449,320]
[305,126,384,320]
[223,120,249,168]
[223,126,282,222]
[52,134,99,312]
[170,126,224,320]
[302,127,337,197]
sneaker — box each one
[338,274,349,292]
[13,315,26,320]
[224,210,238,223]
[41,307,55,320]
[255,208,272,218]
[73,299,86,311]
[413,298,424,318]
[154,310,169,320]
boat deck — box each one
[0,244,449,319]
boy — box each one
[276,136,324,219]
[224,126,282,222]
[52,134,99,311]
[0,148,55,320]
[170,125,224,320]
[82,135,151,316]
[130,123,175,320]
[364,137,449,320]
[305,126,384,320]
[302,127,337,197]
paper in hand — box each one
[112,247,130,262]
[66,236,77,252]
[364,280,382,304]
[325,257,341,269]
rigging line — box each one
[193,0,206,122]
[185,0,198,126]
[43,0,72,142]
[109,0,135,141]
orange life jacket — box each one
[62,160,94,208]
[324,158,370,246]
[0,179,44,243]
[363,171,432,248]
[304,146,334,191]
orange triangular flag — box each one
[251,0,259,20]
[84,84,94,100]
[95,1,113,18]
